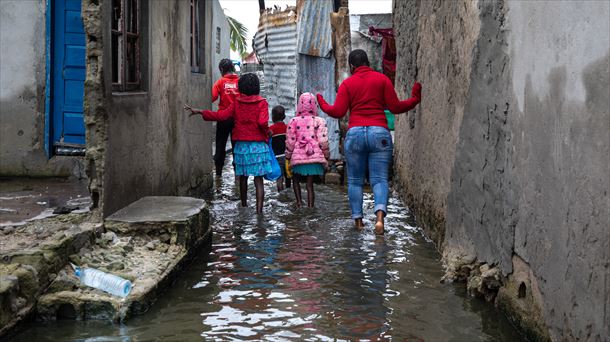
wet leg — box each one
[354,218,365,230]
[306,176,315,207]
[345,128,367,226]
[375,210,385,235]
[239,176,248,207]
[276,176,285,192]
[214,121,232,176]
[254,176,264,214]
[368,127,393,235]
[292,175,303,207]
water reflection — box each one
[7,159,522,341]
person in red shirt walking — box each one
[212,59,240,176]
[317,49,422,234]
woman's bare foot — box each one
[354,218,365,230]
[374,210,385,235]
[374,220,384,235]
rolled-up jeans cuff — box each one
[351,213,363,220]
[374,204,387,216]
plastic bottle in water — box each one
[74,266,132,298]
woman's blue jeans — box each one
[344,126,393,219]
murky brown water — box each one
[8,163,522,341]
[0,177,91,226]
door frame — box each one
[44,0,52,157]
[45,0,86,157]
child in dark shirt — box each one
[269,106,291,191]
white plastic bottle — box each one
[74,266,132,298]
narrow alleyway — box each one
[10,159,521,341]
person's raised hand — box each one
[411,82,422,99]
[183,104,199,117]
[316,93,324,103]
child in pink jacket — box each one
[286,93,329,208]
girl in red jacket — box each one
[185,73,270,214]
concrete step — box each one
[35,196,210,322]
[0,215,101,335]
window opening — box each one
[112,0,141,91]
[216,27,221,54]
[190,0,205,73]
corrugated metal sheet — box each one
[253,4,341,159]
[297,55,341,159]
[296,0,334,58]
[253,7,298,118]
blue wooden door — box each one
[52,0,86,146]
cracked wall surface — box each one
[393,0,609,340]
[83,0,215,217]
[0,1,84,177]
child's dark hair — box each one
[219,58,235,75]
[271,106,286,122]
[238,73,260,96]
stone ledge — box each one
[34,196,211,322]
[105,196,208,249]
[0,214,101,336]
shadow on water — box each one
[8,158,522,341]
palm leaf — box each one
[227,15,249,55]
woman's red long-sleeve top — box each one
[316,66,422,129]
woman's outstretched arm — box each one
[316,83,350,119]
[385,80,422,114]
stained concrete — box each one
[0,215,101,335]
[105,196,206,224]
[0,196,210,333]
[36,196,210,322]
[393,0,609,340]
[82,0,218,217]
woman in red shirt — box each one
[317,50,422,234]
[211,59,240,176]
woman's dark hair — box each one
[271,106,286,122]
[348,49,370,68]
[238,73,260,96]
[219,58,235,75]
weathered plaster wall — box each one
[84,0,215,217]
[393,0,609,340]
[0,0,81,177]
[211,0,231,84]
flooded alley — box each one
[9,161,521,341]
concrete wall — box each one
[83,0,216,217]
[0,1,81,177]
[393,0,609,340]
[211,0,231,84]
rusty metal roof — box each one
[296,0,334,58]
[254,6,299,117]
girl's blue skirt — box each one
[233,141,272,177]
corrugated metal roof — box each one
[253,7,298,118]
[296,0,334,58]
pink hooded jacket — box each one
[286,93,330,167]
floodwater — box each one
[0,177,91,227]
[9,164,522,341]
